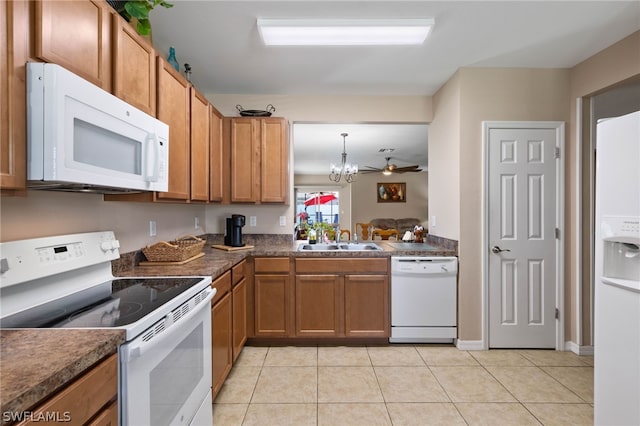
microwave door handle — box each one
[144,133,159,182]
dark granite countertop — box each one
[114,233,458,279]
[0,329,125,421]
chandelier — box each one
[329,133,358,183]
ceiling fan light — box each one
[382,168,393,176]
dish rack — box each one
[142,235,206,262]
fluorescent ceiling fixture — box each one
[257,18,434,46]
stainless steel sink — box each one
[297,242,382,251]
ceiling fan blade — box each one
[394,167,423,173]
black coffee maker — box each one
[224,214,246,247]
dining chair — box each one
[355,223,371,240]
[371,228,400,240]
[339,229,351,241]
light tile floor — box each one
[212,345,594,425]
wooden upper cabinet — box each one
[209,106,224,202]
[112,14,156,116]
[260,118,289,203]
[35,0,112,90]
[229,118,259,202]
[228,117,288,204]
[156,57,190,201]
[190,87,210,201]
[1,0,29,190]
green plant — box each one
[117,0,173,36]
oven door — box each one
[119,288,214,426]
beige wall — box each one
[350,171,429,233]
[0,191,206,253]
[567,31,640,346]
[430,68,572,342]
[427,31,640,346]
[429,71,462,240]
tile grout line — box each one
[420,348,470,426]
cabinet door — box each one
[229,118,259,202]
[295,275,343,337]
[113,15,156,116]
[211,291,232,400]
[232,277,247,361]
[17,354,117,426]
[260,118,288,203]
[156,57,190,200]
[190,87,209,201]
[87,400,118,426]
[254,274,290,337]
[1,0,28,190]
[344,275,389,338]
[35,0,111,90]
[209,106,224,202]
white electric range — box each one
[0,231,215,426]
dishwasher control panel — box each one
[391,256,458,274]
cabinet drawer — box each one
[295,258,388,274]
[232,260,246,285]
[254,257,289,273]
[18,354,117,426]
[211,271,231,305]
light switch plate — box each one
[149,221,157,236]
[279,216,286,226]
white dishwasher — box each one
[390,256,458,343]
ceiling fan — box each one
[359,157,423,175]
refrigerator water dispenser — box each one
[601,215,640,287]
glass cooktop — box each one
[0,277,203,329]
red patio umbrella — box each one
[304,193,337,206]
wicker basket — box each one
[142,235,206,262]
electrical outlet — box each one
[195,217,200,229]
[249,216,257,227]
[279,216,286,226]
[431,215,436,228]
[149,220,157,237]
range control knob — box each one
[100,241,112,252]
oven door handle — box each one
[122,288,215,362]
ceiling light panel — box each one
[257,18,434,46]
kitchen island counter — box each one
[0,329,125,422]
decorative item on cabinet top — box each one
[236,104,276,117]
[107,0,174,36]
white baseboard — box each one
[565,341,594,355]
[456,339,485,351]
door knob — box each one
[491,246,511,254]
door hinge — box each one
[555,147,560,159]
[555,228,560,239]
[555,308,560,320]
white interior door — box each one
[486,124,561,348]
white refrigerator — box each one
[594,110,640,425]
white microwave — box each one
[27,63,169,193]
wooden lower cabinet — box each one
[294,258,390,339]
[232,277,247,361]
[211,272,232,399]
[17,353,118,426]
[295,274,342,337]
[344,274,389,337]
[254,273,290,337]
